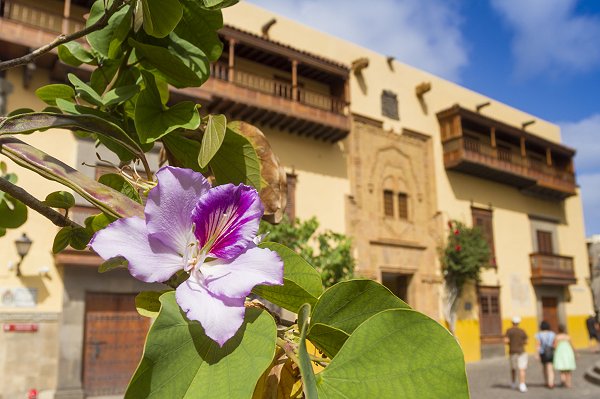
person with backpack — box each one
[535,320,556,389]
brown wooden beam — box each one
[546,148,552,166]
[520,136,526,157]
[228,38,236,82]
[292,59,298,101]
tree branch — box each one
[0,0,127,71]
[0,177,82,229]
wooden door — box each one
[478,286,502,340]
[537,230,554,254]
[472,207,496,266]
[83,292,150,396]
[541,296,559,332]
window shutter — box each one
[383,190,394,217]
[398,193,408,220]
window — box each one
[381,90,399,120]
[285,173,297,221]
[383,190,394,217]
[472,207,496,265]
[382,272,411,303]
[536,230,553,254]
[398,193,408,220]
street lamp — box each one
[14,233,32,277]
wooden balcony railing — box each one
[443,136,576,198]
[2,0,85,35]
[530,253,576,286]
[209,63,345,114]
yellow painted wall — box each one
[454,319,481,363]
[0,68,78,313]
[261,127,349,234]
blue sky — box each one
[249,0,600,236]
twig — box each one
[0,177,82,229]
[276,337,301,367]
[0,0,127,71]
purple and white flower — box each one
[90,166,284,346]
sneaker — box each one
[519,383,528,393]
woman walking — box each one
[553,325,576,388]
[535,321,556,388]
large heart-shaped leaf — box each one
[308,279,409,358]
[125,291,277,398]
[141,0,183,38]
[210,127,261,189]
[135,72,200,143]
[35,84,75,106]
[162,133,204,172]
[0,137,144,219]
[175,0,223,61]
[199,114,226,167]
[199,0,239,10]
[315,309,469,398]
[252,242,323,313]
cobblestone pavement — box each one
[467,350,600,398]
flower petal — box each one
[90,217,182,283]
[145,166,211,253]
[201,246,283,298]
[192,183,263,260]
[176,275,246,347]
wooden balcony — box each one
[438,105,577,200]
[530,253,576,286]
[1,0,351,142]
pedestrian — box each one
[535,320,556,389]
[505,316,528,392]
[585,313,599,352]
[553,324,576,388]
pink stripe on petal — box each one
[176,275,246,347]
[145,166,211,254]
[90,217,183,283]
[201,247,283,299]
[192,184,263,260]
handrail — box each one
[209,62,345,114]
[530,253,575,274]
[446,136,575,185]
[2,0,85,35]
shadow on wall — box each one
[447,171,567,223]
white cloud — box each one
[560,114,600,235]
[490,0,600,78]
[560,114,600,174]
[248,0,468,81]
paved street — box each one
[467,350,600,398]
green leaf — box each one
[35,84,75,106]
[175,0,223,61]
[99,256,128,273]
[0,227,5,238]
[252,242,323,313]
[129,35,208,88]
[86,1,131,58]
[0,161,6,174]
[0,194,27,228]
[297,303,318,399]
[135,72,200,143]
[52,227,73,254]
[307,279,409,358]
[162,133,204,171]
[90,59,121,94]
[0,112,144,162]
[315,309,469,398]
[211,127,261,188]
[42,191,75,209]
[126,291,277,398]
[199,114,226,167]
[57,42,95,66]
[141,0,183,38]
[7,108,34,117]
[69,227,93,250]
[102,84,139,106]
[68,74,103,106]
[199,0,239,10]
[98,173,142,203]
[0,137,144,219]
[89,213,113,231]
[135,290,165,318]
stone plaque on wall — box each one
[0,287,38,307]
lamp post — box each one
[14,233,32,277]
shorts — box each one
[510,353,528,370]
